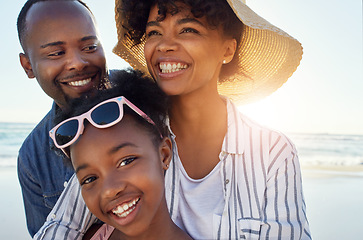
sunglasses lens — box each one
[55,119,79,146]
[91,101,120,125]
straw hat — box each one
[113,0,303,105]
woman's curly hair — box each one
[118,0,244,81]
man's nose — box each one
[66,51,88,71]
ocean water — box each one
[288,133,363,166]
[0,122,362,168]
[0,122,35,168]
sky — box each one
[1,0,362,135]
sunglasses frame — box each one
[49,96,160,157]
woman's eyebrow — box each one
[146,17,205,28]
[146,20,160,28]
[177,17,205,27]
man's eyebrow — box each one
[40,36,98,49]
[75,163,89,174]
[80,36,98,42]
[40,41,64,48]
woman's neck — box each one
[169,89,228,179]
[169,89,227,137]
[168,74,226,132]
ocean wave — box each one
[1,122,363,169]
[299,155,363,166]
[0,156,17,168]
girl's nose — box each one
[101,173,126,200]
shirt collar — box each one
[166,98,245,155]
[221,98,245,155]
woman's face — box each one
[144,3,236,97]
[70,115,171,237]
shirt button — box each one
[64,181,68,188]
[225,179,230,185]
[51,214,56,219]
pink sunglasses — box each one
[49,96,161,157]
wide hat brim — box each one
[113,0,303,105]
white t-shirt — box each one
[174,158,224,239]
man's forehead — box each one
[24,1,97,50]
[26,1,92,25]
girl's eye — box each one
[119,157,137,167]
[146,30,161,38]
[181,28,199,34]
[81,176,98,185]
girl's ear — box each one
[19,53,35,78]
[159,137,172,170]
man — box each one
[17,0,109,236]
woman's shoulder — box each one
[226,98,296,153]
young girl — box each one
[49,69,191,240]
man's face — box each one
[20,1,107,109]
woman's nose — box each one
[156,35,178,53]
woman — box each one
[114,0,310,239]
[35,0,311,239]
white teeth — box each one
[111,197,140,218]
[159,63,187,73]
[123,204,129,211]
[68,78,91,87]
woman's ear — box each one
[159,137,172,170]
[223,38,237,64]
[19,53,35,78]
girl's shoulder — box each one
[86,224,115,240]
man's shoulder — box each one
[18,106,56,157]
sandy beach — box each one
[1,165,363,240]
[0,168,31,240]
[301,165,363,239]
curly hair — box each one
[53,68,169,158]
[118,0,244,81]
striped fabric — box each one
[33,98,311,240]
[165,99,311,239]
[33,174,97,240]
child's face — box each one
[70,115,171,237]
